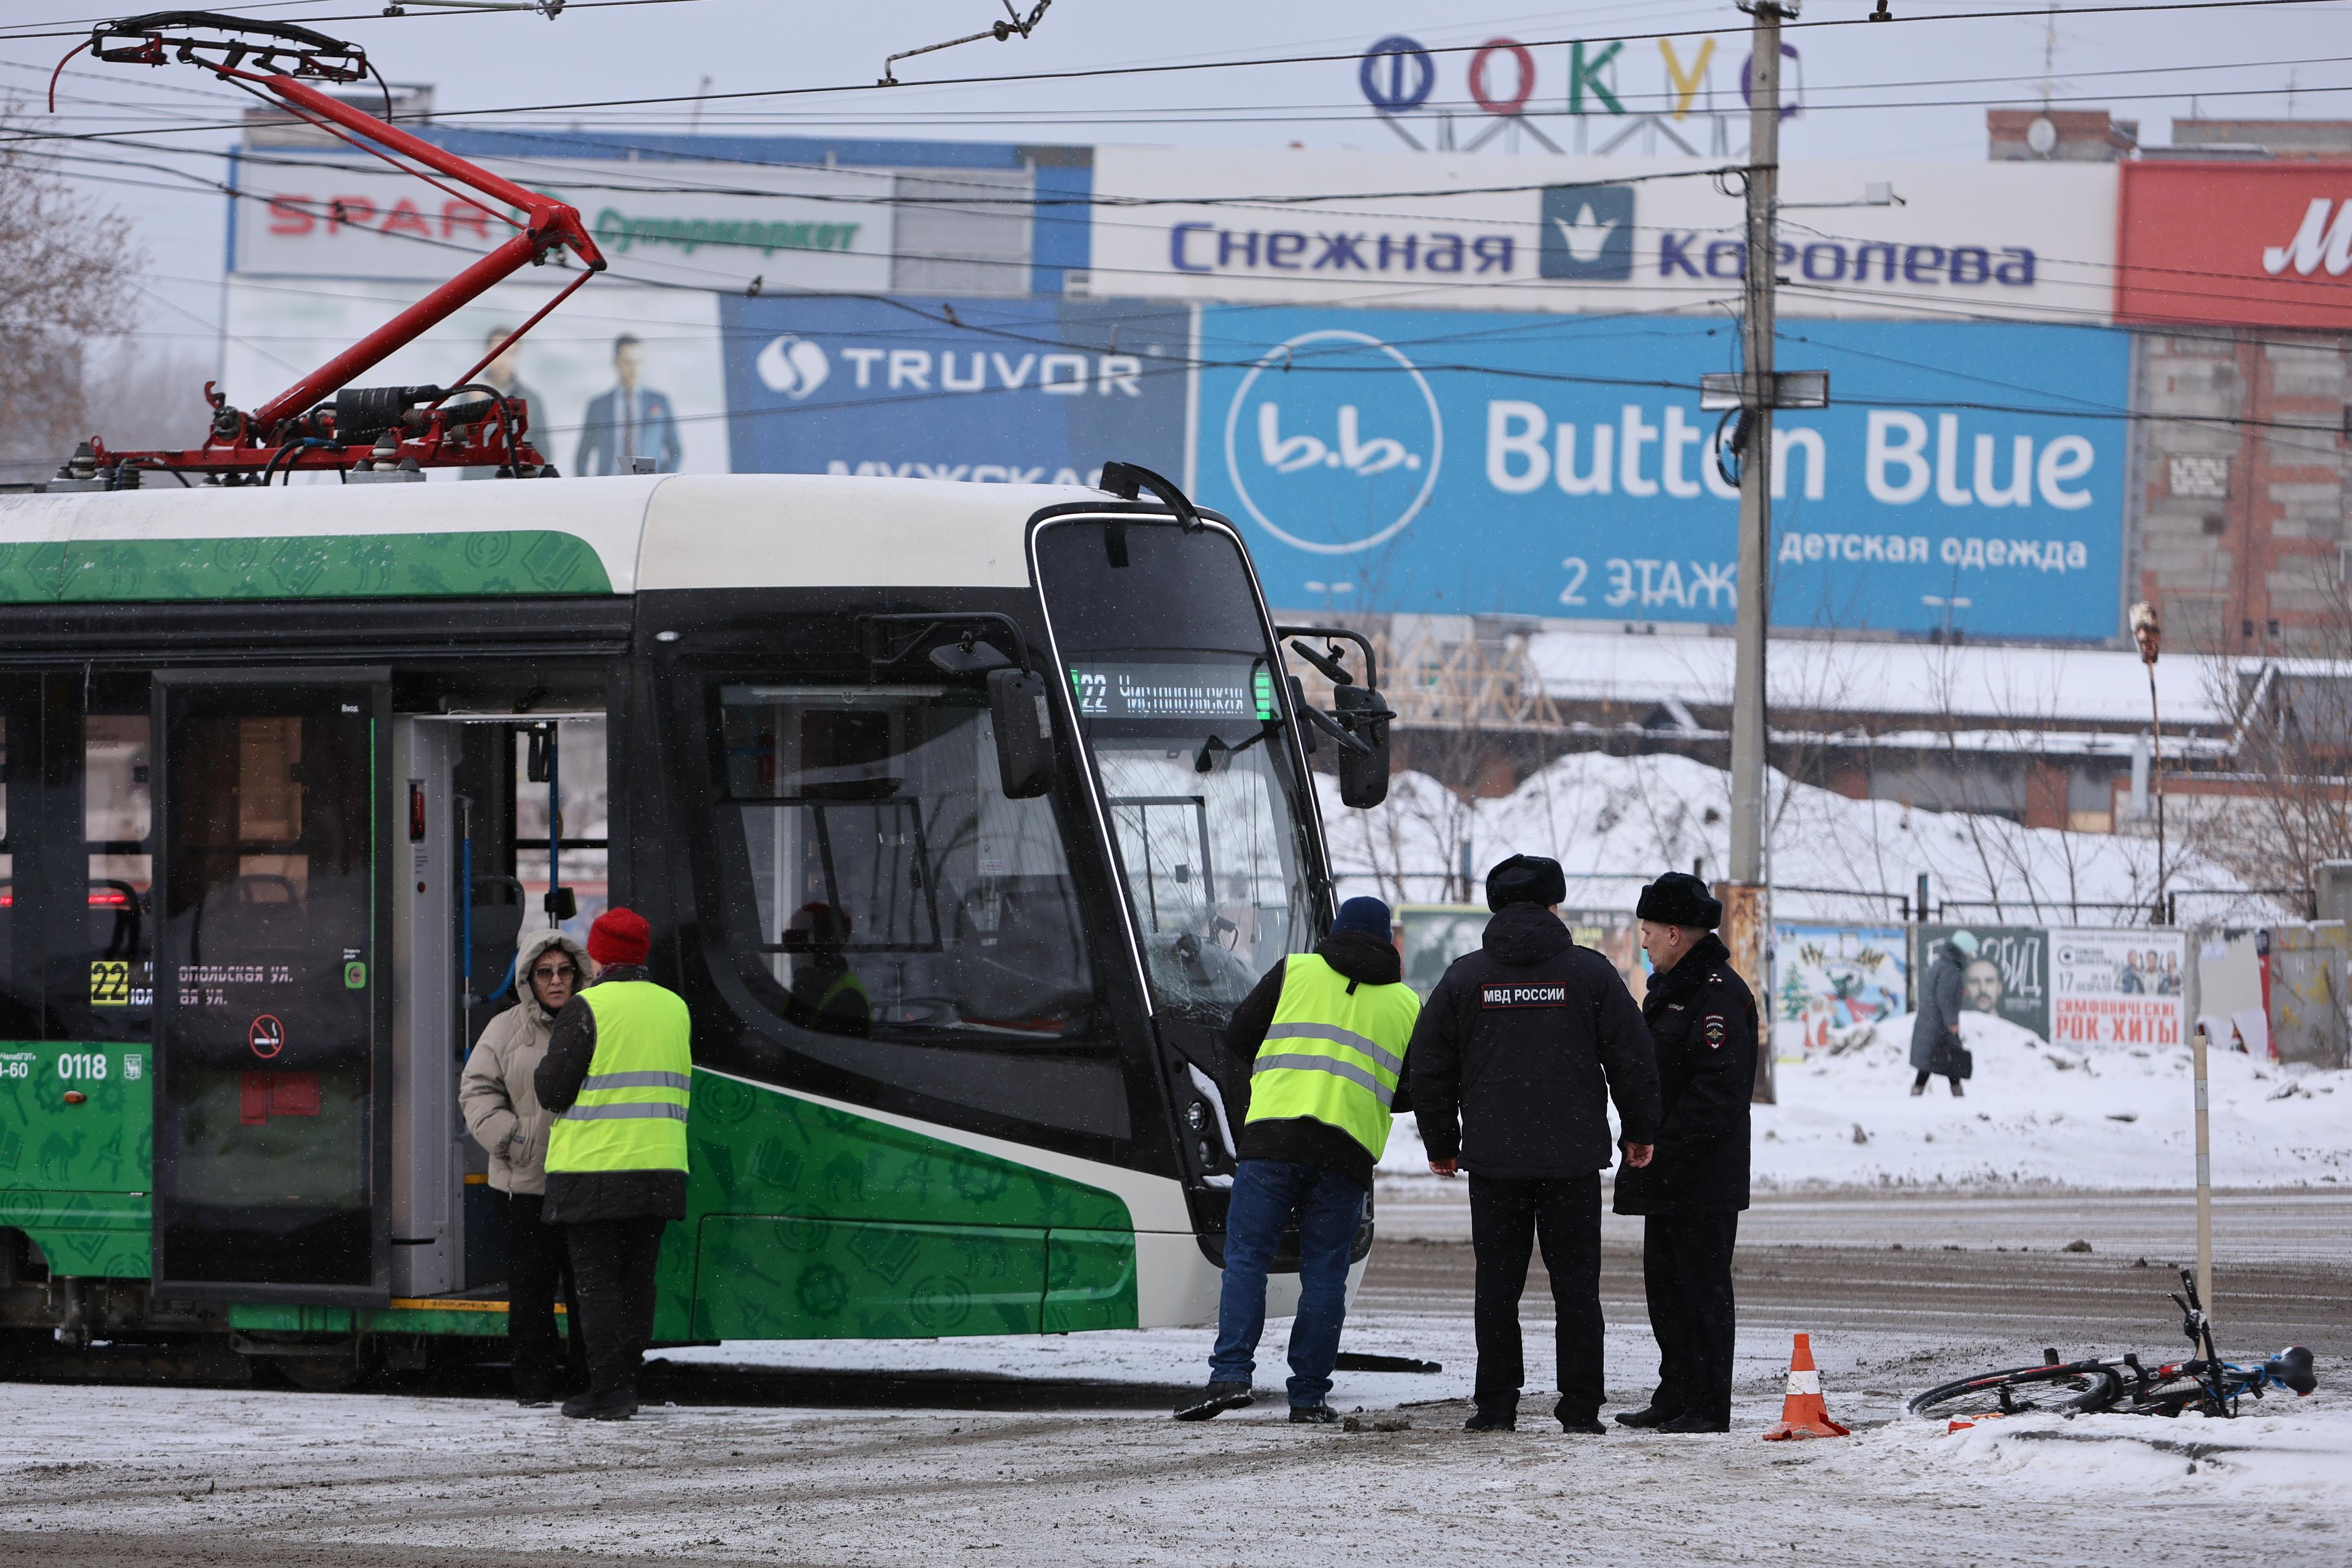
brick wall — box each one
[2134,329,2350,654]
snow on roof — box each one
[1515,626,2311,730]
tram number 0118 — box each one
[56,1052,110,1082]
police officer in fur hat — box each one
[1410,855,1660,1435]
[1613,872,1756,1434]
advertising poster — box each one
[2118,162,2352,331]
[232,151,897,294]
[1093,146,2118,324]
[1918,923,2051,1042]
[1191,308,2130,640]
[220,276,730,476]
[1772,923,1907,1052]
[1399,904,1645,1003]
[2052,929,2188,1049]
[718,295,1189,484]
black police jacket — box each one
[1409,904,1661,1181]
[1613,933,1755,1216]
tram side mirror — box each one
[988,668,1055,799]
[1334,684,1392,810]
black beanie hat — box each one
[1636,871,1723,930]
[1487,854,1567,912]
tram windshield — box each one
[1035,518,1321,1027]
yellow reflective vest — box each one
[544,981,692,1175]
[1246,953,1421,1161]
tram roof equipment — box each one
[48,11,607,487]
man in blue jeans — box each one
[1176,897,1420,1424]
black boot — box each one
[1288,1404,1340,1425]
[1463,1402,1517,1432]
[1174,1380,1253,1421]
[1614,1405,1681,1429]
[561,1386,638,1421]
[1659,1410,1730,1433]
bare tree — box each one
[0,97,143,481]
[2196,579,2352,907]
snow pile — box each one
[1849,1406,2352,1500]
[1755,1009,2348,1189]
[1376,1008,2350,1188]
[1321,749,2249,919]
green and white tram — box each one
[0,471,1394,1384]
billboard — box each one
[220,277,729,475]
[1399,904,1646,1003]
[231,152,896,293]
[2052,929,2187,1048]
[1919,923,2051,1041]
[1093,146,2118,324]
[718,295,1189,484]
[2118,162,2352,329]
[1193,308,2131,639]
[1772,922,1907,1054]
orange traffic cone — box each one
[1761,1332,1850,1440]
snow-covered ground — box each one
[3,1319,2343,1566]
[1378,1009,2351,1190]
[1322,749,2249,920]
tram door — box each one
[150,671,392,1304]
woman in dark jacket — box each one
[1909,931,1974,1097]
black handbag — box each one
[1930,1032,1974,1080]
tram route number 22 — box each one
[1559,556,1738,611]
[89,960,130,1007]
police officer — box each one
[535,907,691,1421]
[1410,856,1661,1435]
[1613,873,1756,1435]
[1177,896,1420,1426]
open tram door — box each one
[149,669,394,1305]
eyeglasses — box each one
[529,964,574,982]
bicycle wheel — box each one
[1909,1363,2122,1420]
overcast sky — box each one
[9,0,2352,358]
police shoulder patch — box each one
[1702,1014,1727,1048]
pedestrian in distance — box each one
[1911,930,1976,1097]
[459,926,593,1406]
[535,906,692,1421]
[1614,873,1757,1435]
[1409,855,1661,1435]
[1176,896,1420,1426]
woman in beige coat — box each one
[461,926,593,1404]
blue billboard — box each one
[720,295,1187,485]
[1190,308,2131,640]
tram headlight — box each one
[1185,1101,1208,1132]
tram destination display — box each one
[1066,661,1278,721]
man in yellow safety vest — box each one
[535,906,691,1420]
[1175,897,1419,1425]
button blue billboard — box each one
[720,296,1188,484]
[1191,308,2131,640]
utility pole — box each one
[1726,0,1787,1106]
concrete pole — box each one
[2194,1018,2214,1318]
[1726,2,1782,1105]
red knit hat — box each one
[587,906,651,968]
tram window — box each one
[67,714,156,1038]
[711,685,1102,1050]
[513,718,609,955]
